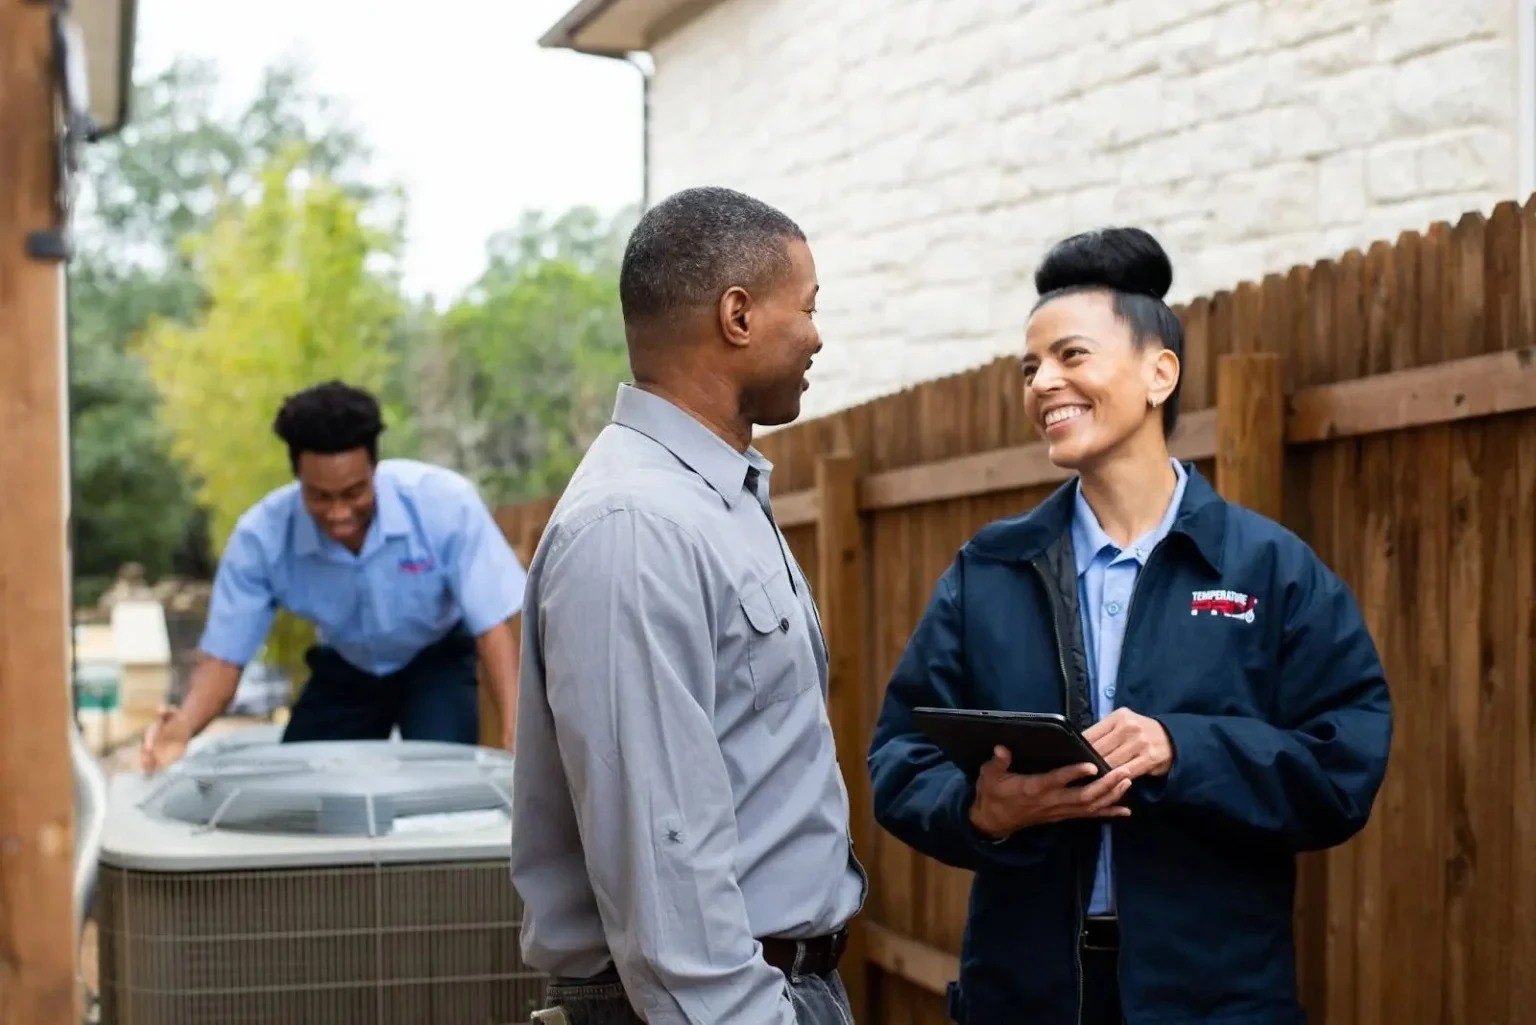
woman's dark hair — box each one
[1031,227,1185,435]
[271,380,386,473]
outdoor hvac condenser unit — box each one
[95,737,545,1025]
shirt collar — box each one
[611,383,768,506]
[372,470,411,538]
[1071,458,1188,576]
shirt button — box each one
[1105,685,1117,700]
[779,617,790,633]
[1106,601,1122,616]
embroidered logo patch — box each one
[398,557,435,574]
[1190,589,1257,623]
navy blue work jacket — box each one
[867,465,1392,1025]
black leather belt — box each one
[759,927,849,977]
[1081,916,1120,951]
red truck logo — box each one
[1190,589,1257,623]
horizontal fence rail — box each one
[769,347,1536,528]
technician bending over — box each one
[141,381,527,771]
[867,228,1392,1025]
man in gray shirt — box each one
[511,186,867,1025]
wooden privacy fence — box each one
[493,198,1536,1025]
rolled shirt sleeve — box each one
[538,507,795,1025]
[437,475,529,634]
[197,523,278,667]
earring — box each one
[1150,397,1161,409]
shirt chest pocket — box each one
[739,568,818,711]
[283,567,356,626]
[391,566,451,626]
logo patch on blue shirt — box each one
[398,557,435,574]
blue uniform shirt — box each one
[1071,458,1187,916]
[199,458,528,677]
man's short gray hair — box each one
[619,186,807,325]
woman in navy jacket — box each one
[867,227,1392,1025]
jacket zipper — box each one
[1030,559,1086,1025]
[1037,537,1171,1025]
[1073,875,1085,1025]
[1104,537,1170,1015]
[1032,561,1074,720]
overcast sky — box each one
[135,0,644,301]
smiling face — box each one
[1021,289,1180,471]
[296,448,376,552]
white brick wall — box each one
[647,0,1523,419]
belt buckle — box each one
[1081,916,1118,952]
[830,928,848,960]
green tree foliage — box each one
[138,154,401,545]
[79,58,374,255]
[68,57,376,601]
[422,206,636,504]
[138,153,404,676]
[72,52,635,660]
[69,260,203,600]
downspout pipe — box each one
[629,52,651,210]
[591,50,652,211]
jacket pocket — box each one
[739,569,816,710]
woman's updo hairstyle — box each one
[1031,227,1185,436]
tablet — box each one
[911,707,1111,780]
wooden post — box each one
[480,508,518,747]
[1214,353,1285,519]
[478,517,542,748]
[815,453,871,1024]
[476,661,501,748]
[0,2,82,1021]
[516,522,543,568]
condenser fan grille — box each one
[138,739,516,837]
[96,860,545,1025]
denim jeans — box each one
[536,966,856,1025]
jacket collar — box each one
[965,461,1228,574]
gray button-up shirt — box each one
[511,384,868,1025]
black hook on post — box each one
[23,0,95,263]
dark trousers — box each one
[1081,920,1124,1025]
[539,967,855,1025]
[281,626,480,744]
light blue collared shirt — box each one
[1072,458,1187,916]
[198,458,528,676]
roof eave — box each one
[538,0,624,53]
[538,0,717,56]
